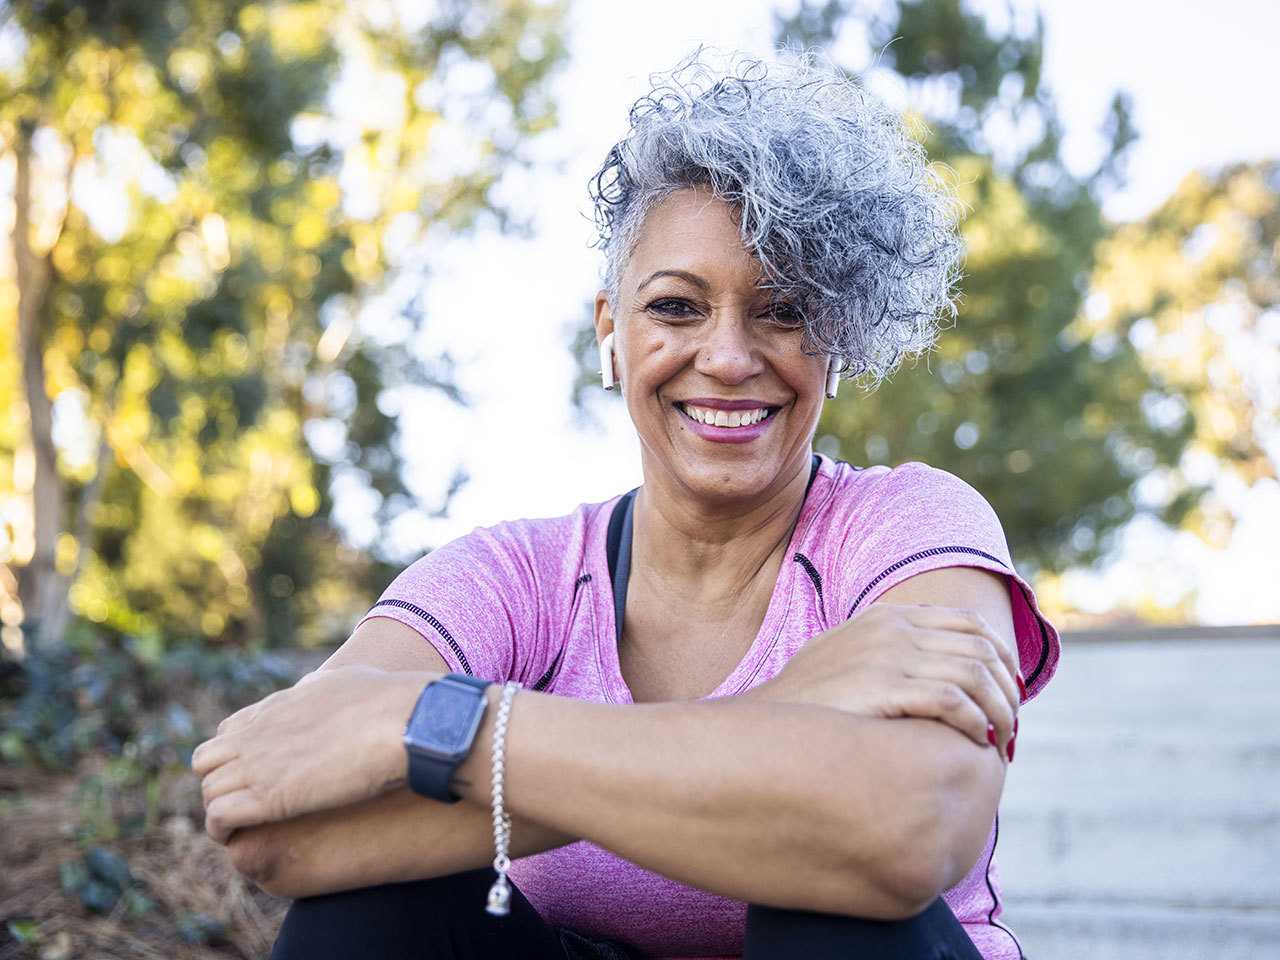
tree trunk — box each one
[13,118,68,650]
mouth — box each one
[673,401,782,429]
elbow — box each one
[831,803,950,921]
[227,827,291,898]
[843,746,1001,920]
[876,848,952,920]
[888,751,1004,915]
[863,835,950,920]
[830,856,940,921]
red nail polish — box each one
[986,724,997,747]
[1014,716,1019,735]
[1016,674,1026,700]
[1006,736,1016,762]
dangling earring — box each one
[599,332,617,391]
[825,354,845,399]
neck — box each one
[630,451,814,607]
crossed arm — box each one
[224,567,1014,919]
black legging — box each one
[269,865,985,959]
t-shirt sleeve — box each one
[830,461,1061,704]
[353,521,551,685]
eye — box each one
[647,298,696,318]
[762,302,804,328]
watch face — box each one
[406,681,482,755]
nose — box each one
[692,315,765,385]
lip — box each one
[674,402,781,445]
[679,397,781,410]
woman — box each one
[191,47,1061,959]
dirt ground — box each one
[0,680,300,960]
[0,758,289,960]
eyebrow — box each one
[636,269,776,294]
[637,269,708,293]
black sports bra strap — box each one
[605,453,820,645]
[612,488,636,646]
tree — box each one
[767,0,1196,579]
[0,0,568,650]
[1073,160,1279,550]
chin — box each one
[672,456,779,498]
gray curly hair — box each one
[588,45,966,389]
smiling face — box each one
[594,186,828,504]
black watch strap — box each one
[406,673,492,803]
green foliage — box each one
[1076,160,1280,548]
[0,619,294,772]
[175,912,229,946]
[772,0,1200,578]
[1,0,568,647]
[57,845,156,916]
[5,918,41,945]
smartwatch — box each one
[402,673,494,802]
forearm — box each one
[243,670,963,914]
[450,684,953,919]
[239,785,578,900]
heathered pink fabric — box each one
[356,453,1062,959]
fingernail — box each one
[1014,716,1019,735]
[987,724,997,747]
[1016,673,1027,700]
[1006,735,1016,762]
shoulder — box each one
[869,460,998,521]
[816,457,1062,703]
[827,457,985,496]
[812,457,1016,597]
[820,458,999,530]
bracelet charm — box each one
[486,680,522,916]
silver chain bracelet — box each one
[485,680,522,916]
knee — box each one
[296,867,495,916]
[271,870,495,960]
[744,897,981,960]
[270,869,549,960]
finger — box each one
[909,629,1019,717]
[217,687,292,736]
[893,678,1002,758]
[901,642,1015,756]
[204,789,267,845]
[191,736,237,777]
[200,758,248,807]
[901,605,1021,692]
[217,704,258,738]
[906,646,1013,753]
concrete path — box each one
[996,634,1280,958]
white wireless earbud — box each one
[599,331,617,391]
[825,354,844,399]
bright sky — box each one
[350,0,1279,626]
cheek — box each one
[781,357,825,401]
[643,334,672,359]
[627,335,678,386]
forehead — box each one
[627,187,763,286]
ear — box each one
[593,289,615,344]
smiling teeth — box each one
[681,404,771,427]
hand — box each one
[190,665,434,843]
[741,603,1020,761]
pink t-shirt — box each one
[357,453,1061,960]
